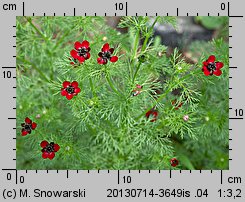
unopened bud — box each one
[177,66,182,70]
[183,115,189,121]
[158,52,163,57]
[65,146,70,151]
[36,114,41,119]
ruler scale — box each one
[0,0,244,201]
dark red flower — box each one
[202,55,224,76]
[61,81,81,100]
[132,84,143,96]
[70,40,91,64]
[170,158,179,167]
[40,140,60,160]
[97,43,118,65]
[21,117,37,136]
[171,99,183,110]
[145,109,158,122]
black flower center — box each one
[172,160,177,164]
[207,62,216,72]
[78,47,88,57]
[43,142,55,153]
[66,86,75,94]
[102,51,111,59]
[24,124,31,131]
[46,145,54,152]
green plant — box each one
[16,16,229,170]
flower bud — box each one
[183,115,189,121]
[65,146,70,151]
[205,116,210,122]
[36,114,41,119]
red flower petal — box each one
[48,152,55,160]
[21,130,28,136]
[66,94,73,100]
[97,57,103,64]
[170,158,179,167]
[42,152,49,159]
[149,111,158,122]
[203,70,210,76]
[74,41,82,50]
[31,122,37,130]
[136,84,143,89]
[145,111,151,118]
[150,118,157,122]
[97,57,107,64]
[176,102,183,110]
[81,40,90,48]
[40,140,49,148]
[203,61,208,66]
[109,48,114,54]
[25,117,32,124]
[152,111,158,117]
[70,49,79,59]
[110,56,118,63]
[85,52,90,60]
[77,56,85,63]
[71,81,78,88]
[53,144,60,152]
[63,81,71,88]
[215,62,224,69]
[61,88,68,96]
[202,66,210,76]
[214,69,222,76]
[74,87,81,94]
[102,43,110,52]
[207,55,215,63]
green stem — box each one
[17,56,50,82]
[106,75,121,96]
[129,30,140,81]
[89,77,96,97]
[132,62,142,83]
[141,17,160,52]
[25,17,49,43]
[141,34,150,53]
[131,30,140,62]
[132,17,160,83]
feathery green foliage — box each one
[16,16,229,170]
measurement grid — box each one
[0,0,244,201]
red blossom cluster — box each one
[20,117,60,160]
[69,40,118,65]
